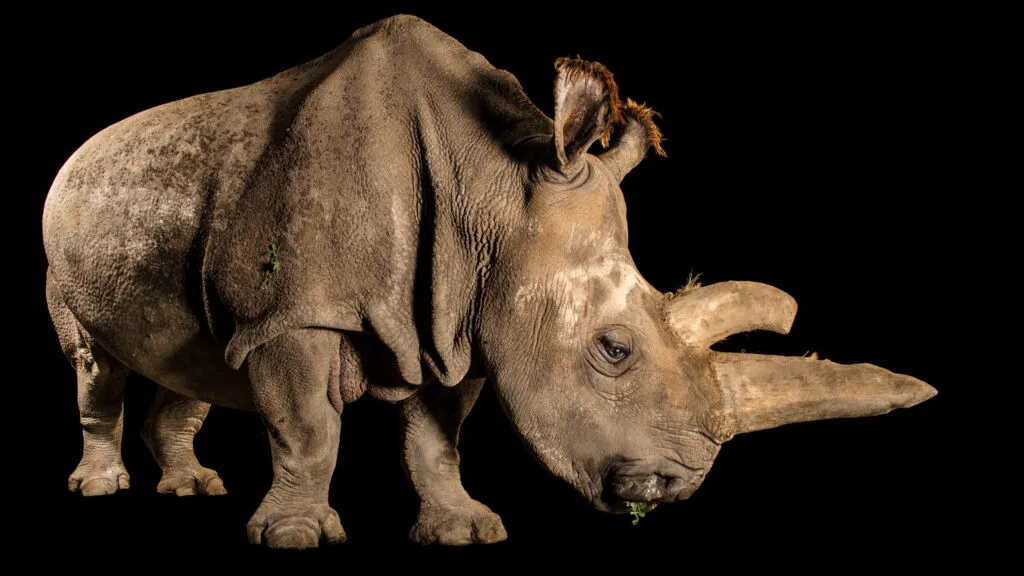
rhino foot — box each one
[410,501,508,545]
[247,504,346,549]
[68,461,130,496]
[157,465,226,496]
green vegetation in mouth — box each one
[624,501,658,526]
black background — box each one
[14,2,996,569]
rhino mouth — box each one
[598,459,707,513]
[610,473,685,501]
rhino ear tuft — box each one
[599,98,666,183]
[551,57,623,177]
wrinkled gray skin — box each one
[42,14,937,548]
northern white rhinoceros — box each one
[42,14,937,548]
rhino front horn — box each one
[711,353,937,438]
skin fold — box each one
[42,14,937,548]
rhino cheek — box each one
[484,329,613,504]
[487,252,665,504]
[515,411,577,487]
[491,369,595,494]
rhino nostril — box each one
[665,476,690,501]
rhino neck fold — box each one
[360,33,551,389]
[401,80,544,388]
[210,21,549,395]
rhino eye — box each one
[601,337,630,362]
[587,327,640,378]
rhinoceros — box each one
[42,14,936,548]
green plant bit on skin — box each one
[260,243,281,289]
[625,501,658,526]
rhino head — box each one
[478,57,936,514]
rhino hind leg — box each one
[141,388,226,496]
[46,268,131,496]
[400,378,508,545]
[244,328,346,549]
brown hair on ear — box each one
[551,56,625,175]
[598,97,667,182]
[553,56,625,147]
[621,98,666,157]
[550,57,666,180]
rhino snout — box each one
[605,467,703,508]
[610,474,673,501]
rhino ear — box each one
[598,99,667,182]
[550,57,623,177]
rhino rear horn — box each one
[551,57,622,176]
[665,281,798,348]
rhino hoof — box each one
[68,462,130,496]
[411,501,508,545]
[247,505,346,549]
[156,466,227,496]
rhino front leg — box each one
[245,329,346,549]
[141,387,226,496]
[401,378,507,545]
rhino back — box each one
[43,14,545,406]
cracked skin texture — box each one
[42,14,937,548]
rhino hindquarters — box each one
[47,268,131,496]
